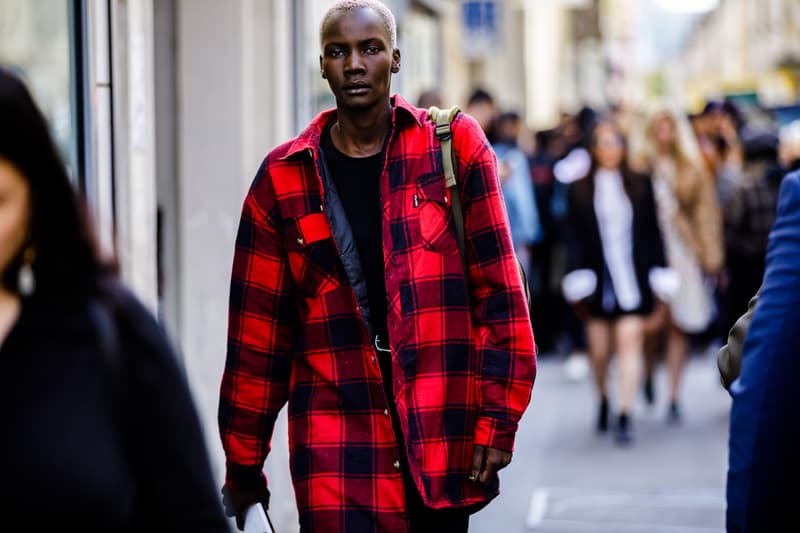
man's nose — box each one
[344,51,365,73]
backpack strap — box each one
[428,105,467,275]
[428,106,535,325]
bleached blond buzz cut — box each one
[320,0,398,49]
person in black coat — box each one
[564,119,666,444]
[0,68,229,531]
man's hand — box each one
[470,444,512,484]
[221,484,270,531]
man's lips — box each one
[343,84,370,95]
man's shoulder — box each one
[448,110,490,161]
[776,170,800,220]
[261,107,335,171]
[782,169,800,192]
[264,137,304,165]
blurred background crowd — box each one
[2,0,799,531]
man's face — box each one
[320,7,400,111]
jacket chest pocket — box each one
[284,213,344,296]
[416,177,460,256]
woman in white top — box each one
[564,120,666,444]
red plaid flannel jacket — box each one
[219,95,536,532]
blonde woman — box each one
[633,108,724,422]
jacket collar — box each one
[281,94,423,160]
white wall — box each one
[174,0,297,530]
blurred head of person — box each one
[589,119,626,171]
[779,120,800,170]
[0,68,108,305]
[702,100,742,144]
[632,107,706,172]
[416,88,441,109]
[651,111,677,150]
[465,88,496,136]
[743,131,778,163]
[494,111,522,146]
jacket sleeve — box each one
[565,182,587,273]
[642,176,667,268]
[453,114,537,452]
[219,160,299,490]
[727,171,800,530]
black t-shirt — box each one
[321,126,389,343]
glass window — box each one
[0,0,79,179]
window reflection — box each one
[0,0,76,178]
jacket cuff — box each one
[474,416,518,452]
[226,462,267,490]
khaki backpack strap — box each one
[428,105,467,276]
[428,106,461,189]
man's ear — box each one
[391,49,401,74]
[319,55,326,79]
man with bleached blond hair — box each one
[219,2,536,531]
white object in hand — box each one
[648,266,680,303]
[244,503,273,533]
[561,269,597,303]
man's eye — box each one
[328,49,344,58]
[364,46,379,54]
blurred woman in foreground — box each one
[563,119,666,444]
[0,68,228,531]
[633,108,723,422]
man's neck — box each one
[331,101,392,157]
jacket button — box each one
[296,238,304,245]
[384,409,389,416]
[393,460,401,470]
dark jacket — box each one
[565,170,666,316]
[0,282,228,532]
[727,170,800,532]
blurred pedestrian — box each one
[718,121,800,391]
[563,119,666,444]
[726,170,800,531]
[721,131,780,336]
[492,111,542,273]
[632,108,723,421]
[526,129,559,351]
[699,101,745,204]
[549,108,597,359]
[218,2,536,532]
[465,88,497,142]
[416,88,442,109]
[0,68,228,531]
